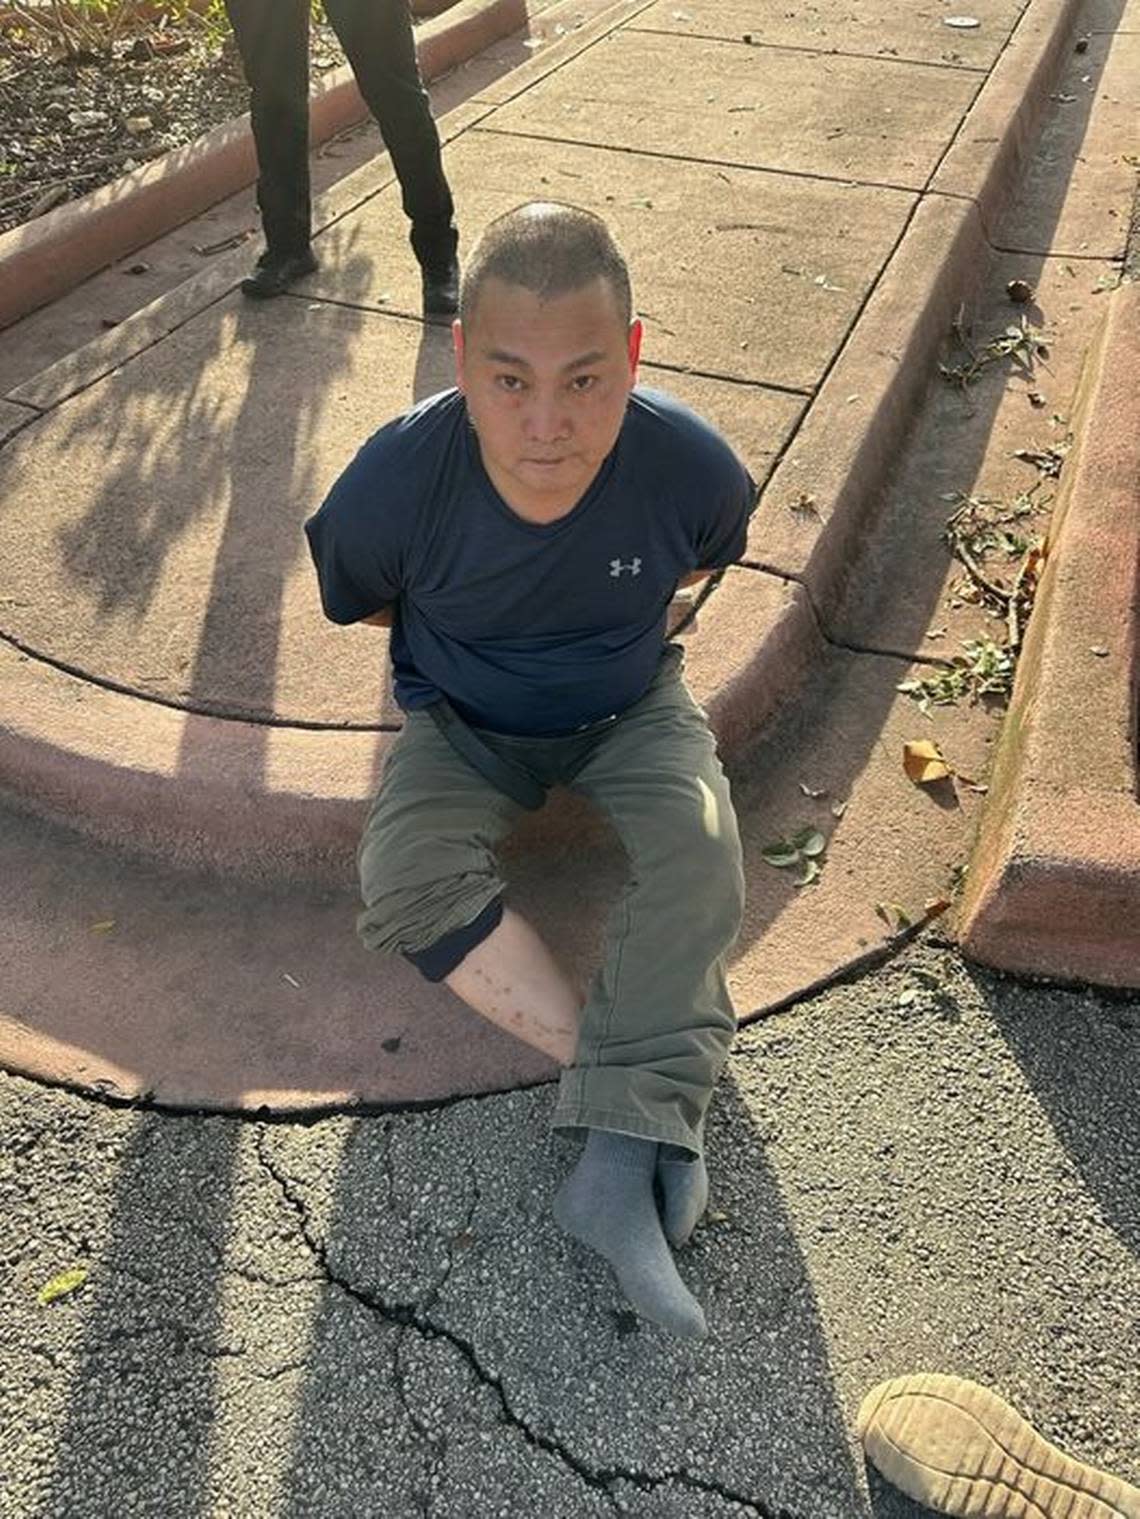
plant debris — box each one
[762,825,828,886]
[875,901,912,933]
[37,1266,88,1306]
[897,638,1016,713]
[789,491,821,518]
[940,313,1049,391]
[1013,440,1071,478]
[941,487,1050,649]
[902,739,952,785]
[0,5,348,234]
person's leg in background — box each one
[323,0,460,314]
[550,654,745,1339]
[222,0,320,296]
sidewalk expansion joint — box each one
[467,124,923,199]
[734,560,938,669]
[627,25,988,75]
[254,1129,793,1517]
[640,358,811,400]
[279,287,436,331]
[988,244,1126,262]
[820,631,959,670]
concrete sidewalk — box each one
[4,0,1136,1109]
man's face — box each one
[453,275,642,521]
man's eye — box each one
[571,375,597,392]
[497,374,525,392]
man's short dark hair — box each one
[459,202,633,327]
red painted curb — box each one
[958,281,1140,988]
[0,0,526,332]
[0,569,816,885]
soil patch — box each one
[0,13,349,234]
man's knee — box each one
[356,865,501,961]
[356,815,502,963]
[661,788,744,939]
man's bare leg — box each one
[444,906,581,1064]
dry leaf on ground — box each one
[903,740,952,784]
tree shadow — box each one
[274,1069,876,1515]
[33,1114,241,1519]
[974,960,1140,1257]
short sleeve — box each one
[304,434,403,625]
[693,448,757,570]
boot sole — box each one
[857,1373,1140,1518]
[240,259,319,299]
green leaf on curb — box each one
[795,859,821,888]
[793,828,826,857]
[761,842,801,867]
[37,1267,88,1306]
[875,901,913,932]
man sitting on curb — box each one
[305,202,756,1338]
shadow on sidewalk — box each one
[719,0,1128,993]
[980,964,1140,1258]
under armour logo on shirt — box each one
[609,557,642,578]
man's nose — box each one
[525,390,570,442]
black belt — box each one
[426,698,546,810]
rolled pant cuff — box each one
[550,1101,702,1156]
[552,1066,706,1155]
[403,895,503,982]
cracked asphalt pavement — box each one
[3,941,1139,1518]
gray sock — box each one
[553,1129,707,1339]
[657,1145,709,1247]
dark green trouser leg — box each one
[552,665,743,1155]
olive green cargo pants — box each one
[357,650,744,1154]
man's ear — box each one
[627,318,643,380]
[452,318,466,391]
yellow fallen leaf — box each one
[903,740,952,785]
[37,1267,88,1306]
[89,920,115,934]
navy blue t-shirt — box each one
[305,386,756,735]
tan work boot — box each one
[858,1373,1140,1518]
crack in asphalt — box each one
[164,1204,324,1290]
[253,1129,794,1519]
[392,1330,449,1462]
